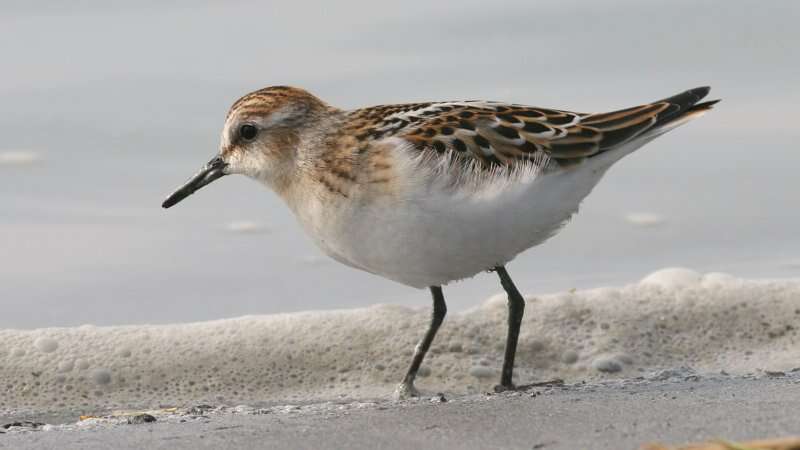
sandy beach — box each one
[3,370,800,449]
[3,269,800,448]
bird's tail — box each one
[588,86,718,141]
[647,86,720,133]
[567,86,719,164]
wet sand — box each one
[3,371,800,450]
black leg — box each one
[495,266,525,390]
[396,286,447,399]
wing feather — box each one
[343,87,717,171]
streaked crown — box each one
[218,86,334,186]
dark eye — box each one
[239,124,258,141]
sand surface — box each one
[3,371,800,449]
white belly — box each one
[297,154,618,289]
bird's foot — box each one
[493,383,516,393]
[393,381,420,400]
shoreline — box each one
[3,269,800,417]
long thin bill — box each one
[162,156,228,209]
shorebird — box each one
[162,85,718,398]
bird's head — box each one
[162,86,331,208]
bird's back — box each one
[292,88,718,287]
[342,86,717,172]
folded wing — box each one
[346,87,718,170]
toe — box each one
[393,382,420,400]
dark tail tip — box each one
[689,86,711,99]
[660,86,711,108]
[654,86,717,126]
[690,98,721,111]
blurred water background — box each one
[1,0,798,328]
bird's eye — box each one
[239,124,258,141]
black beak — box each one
[162,156,228,209]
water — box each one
[1,0,798,328]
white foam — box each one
[225,221,270,234]
[0,150,42,166]
[591,355,624,373]
[33,337,58,353]
[2,268,799,415]
[90,369,112,386]
[468,366,495,379]
[640,267,702,289]
[624,212,665,227]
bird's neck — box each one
[267,112,355,220]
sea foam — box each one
[1,268,798,415]
[0,150,41,167]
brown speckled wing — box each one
[344,87,717,170]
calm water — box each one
[1,0,798,328]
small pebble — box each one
[2,421,45,430]
[127,414,156,425]
[430,393,447,403]
[189,404,214,416]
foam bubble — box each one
[468,366,495,379]
[57,360,75,373]
[592,355,623,373]
[702,272,737,287]
[91,369,112,385]
[624,212,665,227]
[34,337,58,353]
[0,150,42,166]
[640,267,702,289]
[1,268,799,415]
[561,350,579,364]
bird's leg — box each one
[494,265,526,391]
[394,286,447,400]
